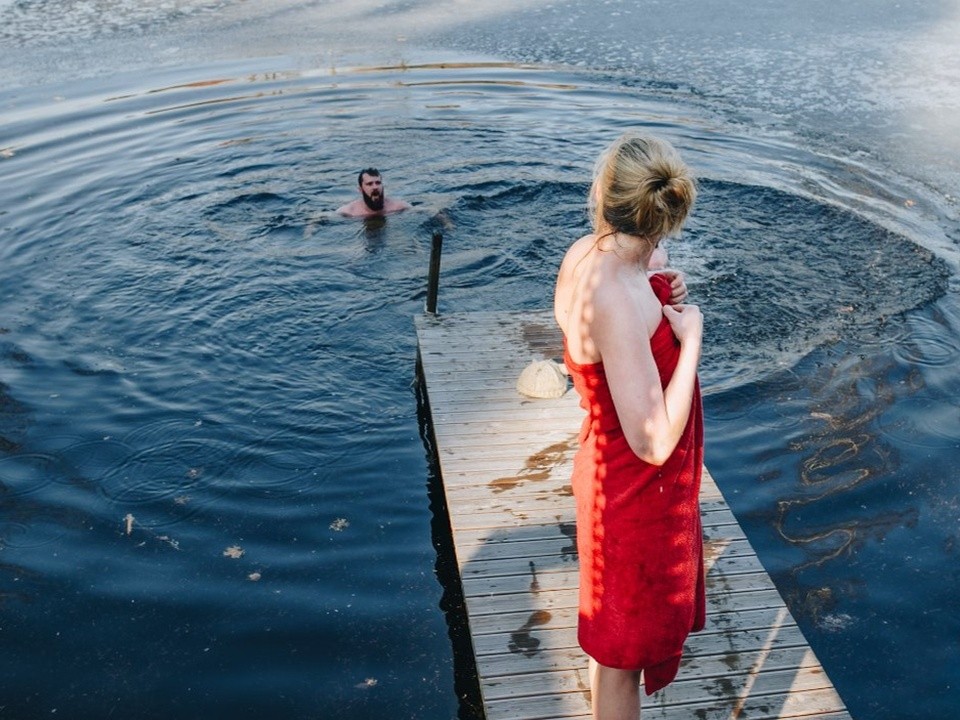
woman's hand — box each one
[647,246,688,305]
[659,269,688,305]
[662,302,702,346]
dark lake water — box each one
[1,2,959,719]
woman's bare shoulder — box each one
[555,234,598,331]
[561,233,598,267]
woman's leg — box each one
[589,656,641,720]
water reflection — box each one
[361,216,388,252]
[712,336,933,570]
[776,351,915,571]
[705,293,960,718]
[0,380,28,453]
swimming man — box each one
[336,168,411,217]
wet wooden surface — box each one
[415,309,852,720]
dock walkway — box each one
[415,309,851,720]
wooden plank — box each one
[467,592,790,636]
[484,685,847,720]
[461,537,758,580]
[414,311,850,720]
[448,502,743,532]
[460,584,796,624]
[450,510,746,553]
[481,662,832,702]
[463,566,778,602]
[471,610,804,658]
[474,623,810,676]
[462,548,768,588]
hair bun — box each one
[590,132,696,241]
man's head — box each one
[357,168,384,211]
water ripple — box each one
[0,452,63,498]
[892,311,960,368]
[877,396,960,449]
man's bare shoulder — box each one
[337,199,410,217]
[336,200,366,217]
[384,198,411,213]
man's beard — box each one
[362,189,384,211]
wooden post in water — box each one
[426,231,443,315]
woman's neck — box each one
[597,231,656,271]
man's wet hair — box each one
[358,167,381,186]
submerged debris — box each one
[122,513,181,550]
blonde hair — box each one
[589,132,696,242]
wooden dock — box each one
[415,309,852,720]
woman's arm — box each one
[592,285,702,465]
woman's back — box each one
[554,233,665,368]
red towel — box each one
[563,273,705,695]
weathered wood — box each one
[472,612,806,659]
[462,549,769,590]
[468,600,798,638]
[415,311,851,720]
[448,502,743,532]
[463,565,778,600]
[462,537,759,581]
[462,585,795,621]
[451,510,746,552]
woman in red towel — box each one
[554,132,704,719]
